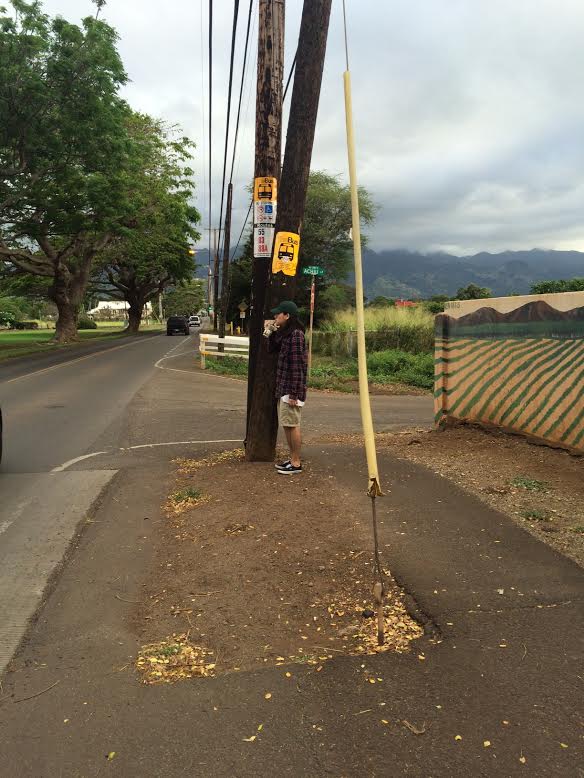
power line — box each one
[208,0,213,270]
[199,0,207,244]
[283,47,298,102]
[234,10,258,185]
[217,0,240,257]
[228,0,254,186]
[230,199,253,262]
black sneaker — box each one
[277,462,302,475]
[275,460,291,470]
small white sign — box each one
[254,201,277,225]
[254,224,275,258]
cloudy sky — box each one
[41,0,584,256]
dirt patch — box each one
[322,425,584,568]
[130,450,424,680]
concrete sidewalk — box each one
[0,440,582,776]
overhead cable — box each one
[217,0,240,258]
[228,0,254,185]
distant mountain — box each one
[193,247,584,299]
[360,249,584,299]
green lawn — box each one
[0,324,163,362]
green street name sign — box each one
[302,265,324,276]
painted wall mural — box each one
[434,292,584,454]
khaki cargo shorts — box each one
[278,398,302,428]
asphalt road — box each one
[0,331,194,474]
[0,331,201,674]
[0,330,433,677]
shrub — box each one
[205,355,248,377]
[77,316,98,330]
[366,349,434,389]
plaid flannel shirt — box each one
[273,328,307,402]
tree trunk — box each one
[126,304,143,334]
[50,269,79,343]
[53,299,78,342]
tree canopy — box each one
[455,284,492,300]
[91,115,201,332]
[163,280,205,318]
[530,278,584,294]
[0,1,201,341]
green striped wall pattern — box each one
[434,292,584,454]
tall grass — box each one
[321,305,434,332]
[318,306,434,355]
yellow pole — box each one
[343,70,381,496]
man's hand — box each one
[264,319,275,328]
[288,397,298,406]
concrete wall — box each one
[434,291,584,454]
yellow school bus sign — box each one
[272,231,300,276]
[254,176,277,202]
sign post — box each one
[253,177,277,259]
[301,265,324,378]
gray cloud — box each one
[40,0,584,255]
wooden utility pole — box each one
[245,0,333,461]
[218,183,233,346]
[245,0,285,442]
[212,227,220,330]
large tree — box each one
[0,1,153,341]
[91,118,201,333]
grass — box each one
[321,306,434,333]
[318,306,435,355]
[170,487,203,504]
[205,349,434,392]
[0,323,163,362]
[204,355,249,377]
[511,476,550,493]
[521,509,550,521]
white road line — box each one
[3,334,165,385]
[154,335,196,369]
[51,451,108,473]
[52,439,242,472]
[120,439,242,451]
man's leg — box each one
[285,425,301,467]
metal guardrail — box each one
[199,334,249,369]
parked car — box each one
[166,315,189,336]
[188,315,201,327]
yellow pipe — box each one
[343,70,382,496]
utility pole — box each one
[201,227,216,313]
[245,0,333,461]
[245,0,285,443]
[218,183,233,347]
[212,227,220,330]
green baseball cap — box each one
[271,300,298,316]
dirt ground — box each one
[130,449,425,684]
[323,424,584,569]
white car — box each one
[188,315,201,327]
